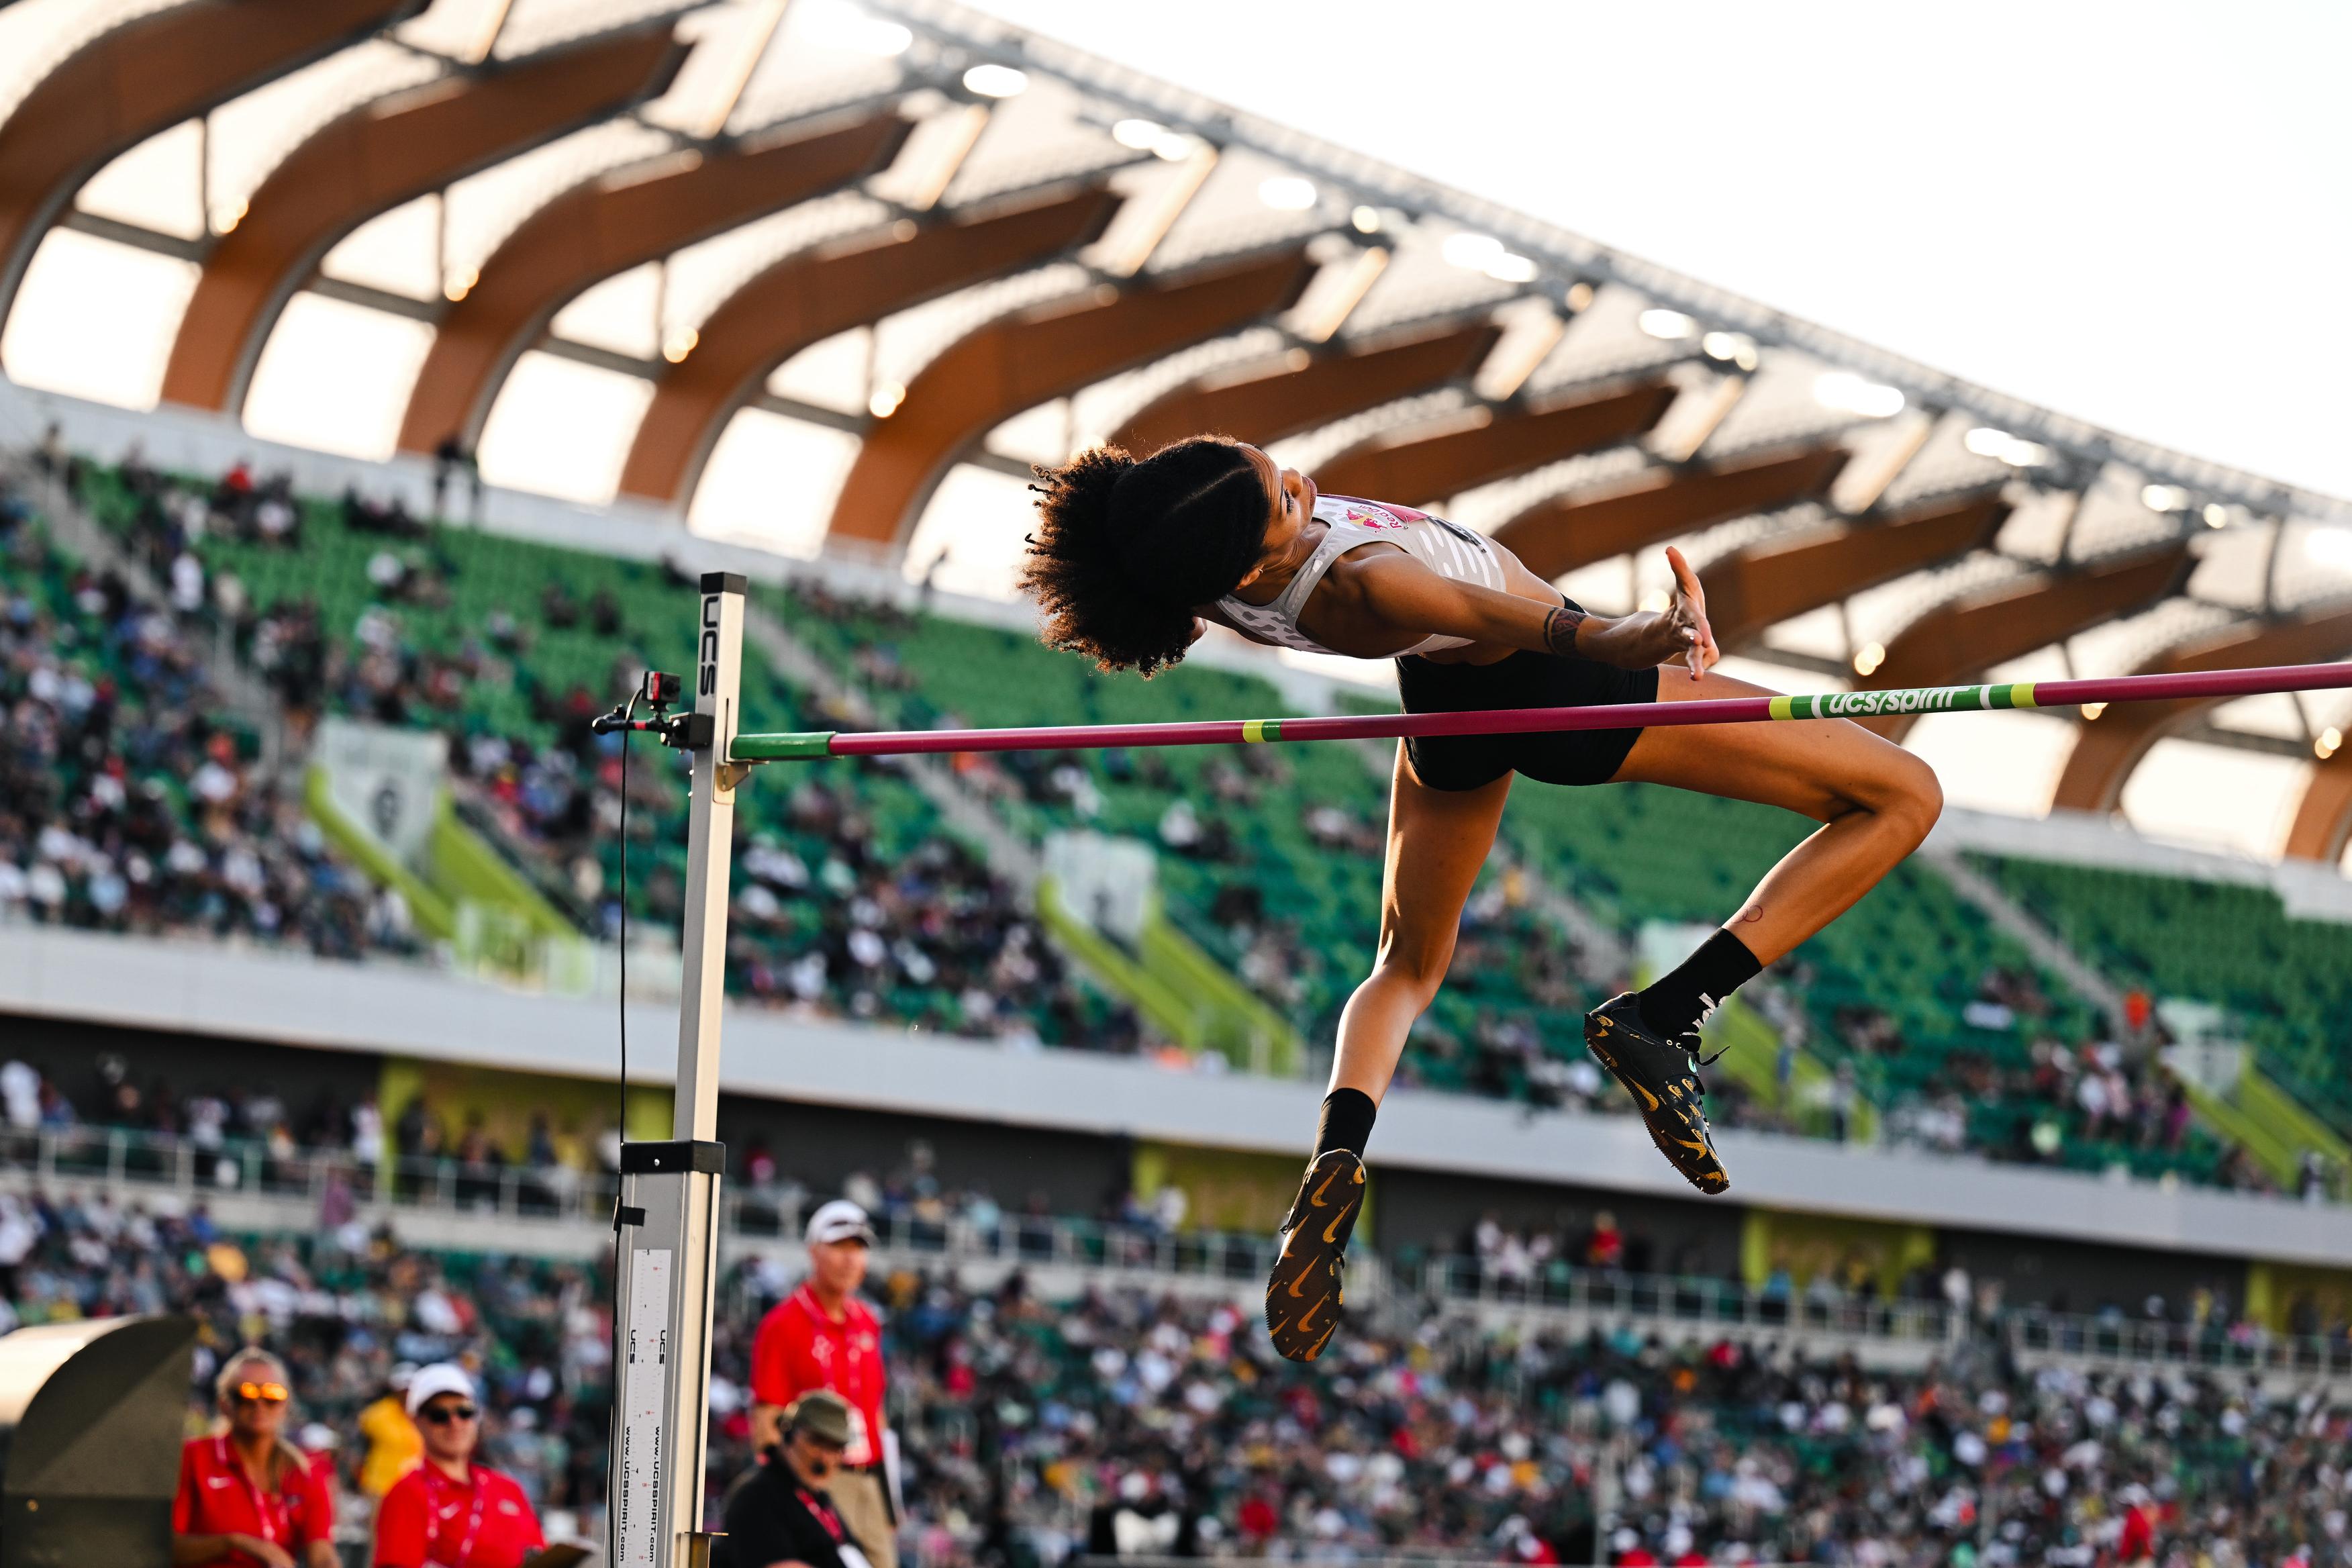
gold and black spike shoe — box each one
[1584,992,1730,1195]
[1265,1148,1365,1363]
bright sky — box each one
[963,0,2352,502]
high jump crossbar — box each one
[730,660,2352,763]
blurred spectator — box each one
[750,1202,895,1568]
[371,1363,546,1568]
[174,1346,337,1568]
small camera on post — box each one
[590,671,685,736]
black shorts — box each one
[1396,629,1659,792]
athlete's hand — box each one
[1663,544,1720,680]
[1579,548,1718,673]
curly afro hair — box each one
[1019,436,1269,676]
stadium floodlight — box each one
[2204,503,2234,529]
[1853,640,1886,677]
[2141,483,2191,513]
[1258,175,1318,210]
[1440,231,1538,283]
[1814,370,1904,418]
[962,62,1028,97]
[2320,726,2343,761]
[1351,205,1383,234]
[1442,232,1504,269]
[1704,332,1761,373]
[1113,117,1165,149]
[1964,426,2051,468]
[1638,307,1697,340]
[2306,527,2352,569]
[805,1,914,56]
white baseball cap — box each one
[405,1363,477,1417]
[805,1199,876,1246]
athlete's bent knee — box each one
[1879,749,1943,846]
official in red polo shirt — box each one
[173,1348,338,1568]
[372,1365,548,1568]
[750,1200,895,1568]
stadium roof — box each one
[1,0,2348,862]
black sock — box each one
[1314,1088,1377,1162]
[1637,928,1763,1038]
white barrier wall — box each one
[6,922,2352,1269]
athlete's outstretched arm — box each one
[1352,545,1719,673]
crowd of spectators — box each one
[60,443,1140,1051]
[0,468,411,957]
[0,1187,614,1551]
[7,1177,2333,1568]
[21,437,2347,1204]
[857,1271,2352,1568]
[1838,968,2282,1195]
[11,1055,2318,1373]
[4,1038,2352,1568]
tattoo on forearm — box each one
[1542,605,1587,656]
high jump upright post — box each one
[609,572,749,1568]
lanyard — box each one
[422,1465,489,1566]
[796,1483,845,1543]
[217,1437,289,1547]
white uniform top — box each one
[1214,493,1509,658]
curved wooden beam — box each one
[2050,607,2352,812]
[160,26,686,414]
[1854,544,2190,740]
[823,246,1315,552]
[2286,753,2352,865]
[1310,381,1675,507]
[1108,321,1500,455]
[1705,491,2009,649]
[617,184,1120,506]
[0,0,415,322]
[1489,444,1850,582]
[396,110,909,456]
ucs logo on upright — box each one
[698,593,722,697]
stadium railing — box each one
[7,1122,2344,1381]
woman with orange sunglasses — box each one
[172,1348,338,1568]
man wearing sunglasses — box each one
[173,1349,337,1568]
[372,1364,550,1568]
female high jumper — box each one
[1020,436,1943,1362]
